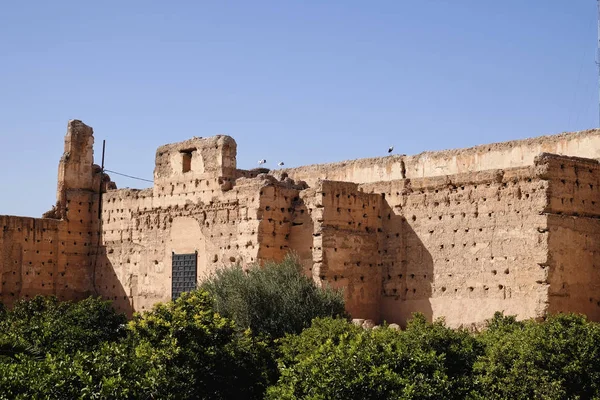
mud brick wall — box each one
[0,216,61,305]
[0,198,97,306]
[276,129,600,186]
[97,180,272,316]
[539,154,600,321]
[361,166,550,328]
[305,181,383,321]
[256,184,300,263]
[7,119,600,330]
[97,134,303,316]
[0,120,101,307]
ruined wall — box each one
[276,129,600,186]
[96,135,306,316]
[8,119,600,329]
[538,154,600,321]
[312,181,383,321]
[361,165,550,328]
[97,184,266,315]
[0,216,61,306]
[152,135,237,206]
[0,120,101,307]
[256,183,301,263]
[86,131,600,326]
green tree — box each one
[0,295,126,355]
[0,291,273,399]
[127,289,273,400]
[267,314,480,400]
[200,254,348,339]
[473,312,600,399]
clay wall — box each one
[361,166,550,328]
[97,182,262,315]
[0,216,62,306]
[57,189,99,302]
[152,135,237,206]
[0,120,100,308]
[0,210,96,307]
[97,151,306,316]
[539,154,600,321]
[256,184,300,263]
[8,120,600,329]
[306,181,383,321]
[276,129,600,186]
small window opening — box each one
[181,150,193,173]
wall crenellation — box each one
[3,120,600,327]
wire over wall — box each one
[104,169,154,183]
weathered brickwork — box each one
[3,120,600,327]
[361,166,550,327]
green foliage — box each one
[200,254,348,339]
[0,340,172,399]
[401,314,484,398]
[127,290,273,399]
[0,291,272,399]
[473,312,600,400]
[3,281,600,399]
[267,314,481,400]
[0,295,126,355]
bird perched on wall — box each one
[258,159,267,165]
[388,146,394,154]
[278,161,284,166]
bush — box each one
[0,292,273,399]
[0,295,126,355]
[127,290,273,399]
[0,343,162,400]
[473,312,600,399]
[267,314,481,400]
[200,254,348,339]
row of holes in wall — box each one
[365,178,541,196]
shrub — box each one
[267,314,481,400]
[0,340,174,400]
[0,295,126,355]
[473,312,600,399]
[0,291,273,400]
[200,254,348,339]
[127,289,273,400]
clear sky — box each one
[0,1,598,217]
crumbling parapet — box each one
[56,120,95,215]
[7,120,600,329]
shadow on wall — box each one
[93,248,134,318]
[288,197,316,278]
[380,203,433,327]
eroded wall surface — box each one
[0,216,61,305]
[96,135,306,315]
[0,120,102,306]
[310,181,383,320]
[5,120,600,329]
[275,129,600,186]
[361,166,550,328]
[539,154,600,321]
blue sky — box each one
[0,1,598,217]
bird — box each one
[258,159,267,165]
[388,146,394,154]
[278,161,285,166]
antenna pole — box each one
[98,140,106,218]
